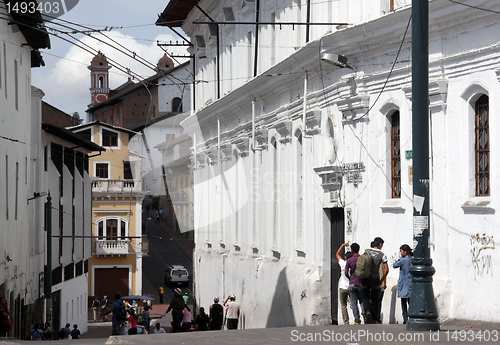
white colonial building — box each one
[0,2,101,338]
[157,0,500,327]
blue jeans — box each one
[348,284,363,323]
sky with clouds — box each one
[31,0,189,121]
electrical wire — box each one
[357,14,411,120]
[448,0,500,14]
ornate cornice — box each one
[338,95,370,123]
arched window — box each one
[390,111,401,198]
[172,97,183,112]
[96,217,128,240]
[98,76,104,88]
[475,95,489,196]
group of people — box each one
[30,322,80,340]
[337,237,413,325]
[164,289,241,333]
[102,292,153,335]
[91,295,110,322]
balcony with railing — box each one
[91,179,142,193]
[95,239,129,256]
[170,190,188,203]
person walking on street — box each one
[91,298,100,322]
[209,297,223,330]
[103,292,126,335]
[393,244,413,324]
[166,288,190,333]
[100,296,109,322]
[336,242,352,325]
[345,243,363,325]
[159,285,164,304]
[225,296,240,330]
[361,238,389,324]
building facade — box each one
[158,0,500,327]
[69,122,145,300]
[0,1,96,338]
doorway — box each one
[329,207,345,324]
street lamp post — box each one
[45,193,53,323]
[407,0,440,331]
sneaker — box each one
[354,321,360,325]
[365,312,372,324]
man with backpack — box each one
[345,243,363,325]
[103,292,128,335]
[361,237,389,324]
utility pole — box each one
[45,193,53,323]
[407,0,440,331]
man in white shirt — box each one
[225,296,240,330]
[336,242,352,325]
[153,323,166,334]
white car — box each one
[165,265,189,286]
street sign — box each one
[405,150,412,160]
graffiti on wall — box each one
[470,233,495,279]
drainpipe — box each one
[303,72,308,130]
[222,254,227,299]
[45,193,52,323]
[251,98,256,150]
[192,54,196,111]
[218,116,221,162]
[253,0,260,77]
[306,0,311,43]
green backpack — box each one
[354,249,373,279]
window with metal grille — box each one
[102,129,118,147]
[391,111,401,198]
[475,95,489,196]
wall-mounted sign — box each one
[343,162,365,183]
[406,150,412,160]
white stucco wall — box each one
[158,64,192,114]
[180,0,500,327]
[53,274,89,334]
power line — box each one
[358,15,412,120]
[448,0,500,14]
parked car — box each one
[165,265,189,286]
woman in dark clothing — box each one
[195,307,209,331]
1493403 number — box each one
[6,2,60,15]
[445,330,498,342]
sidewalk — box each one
[94,319,500,345]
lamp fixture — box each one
[320,51,356,70]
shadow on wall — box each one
[265,267,297,328]
[388,285,398,324]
